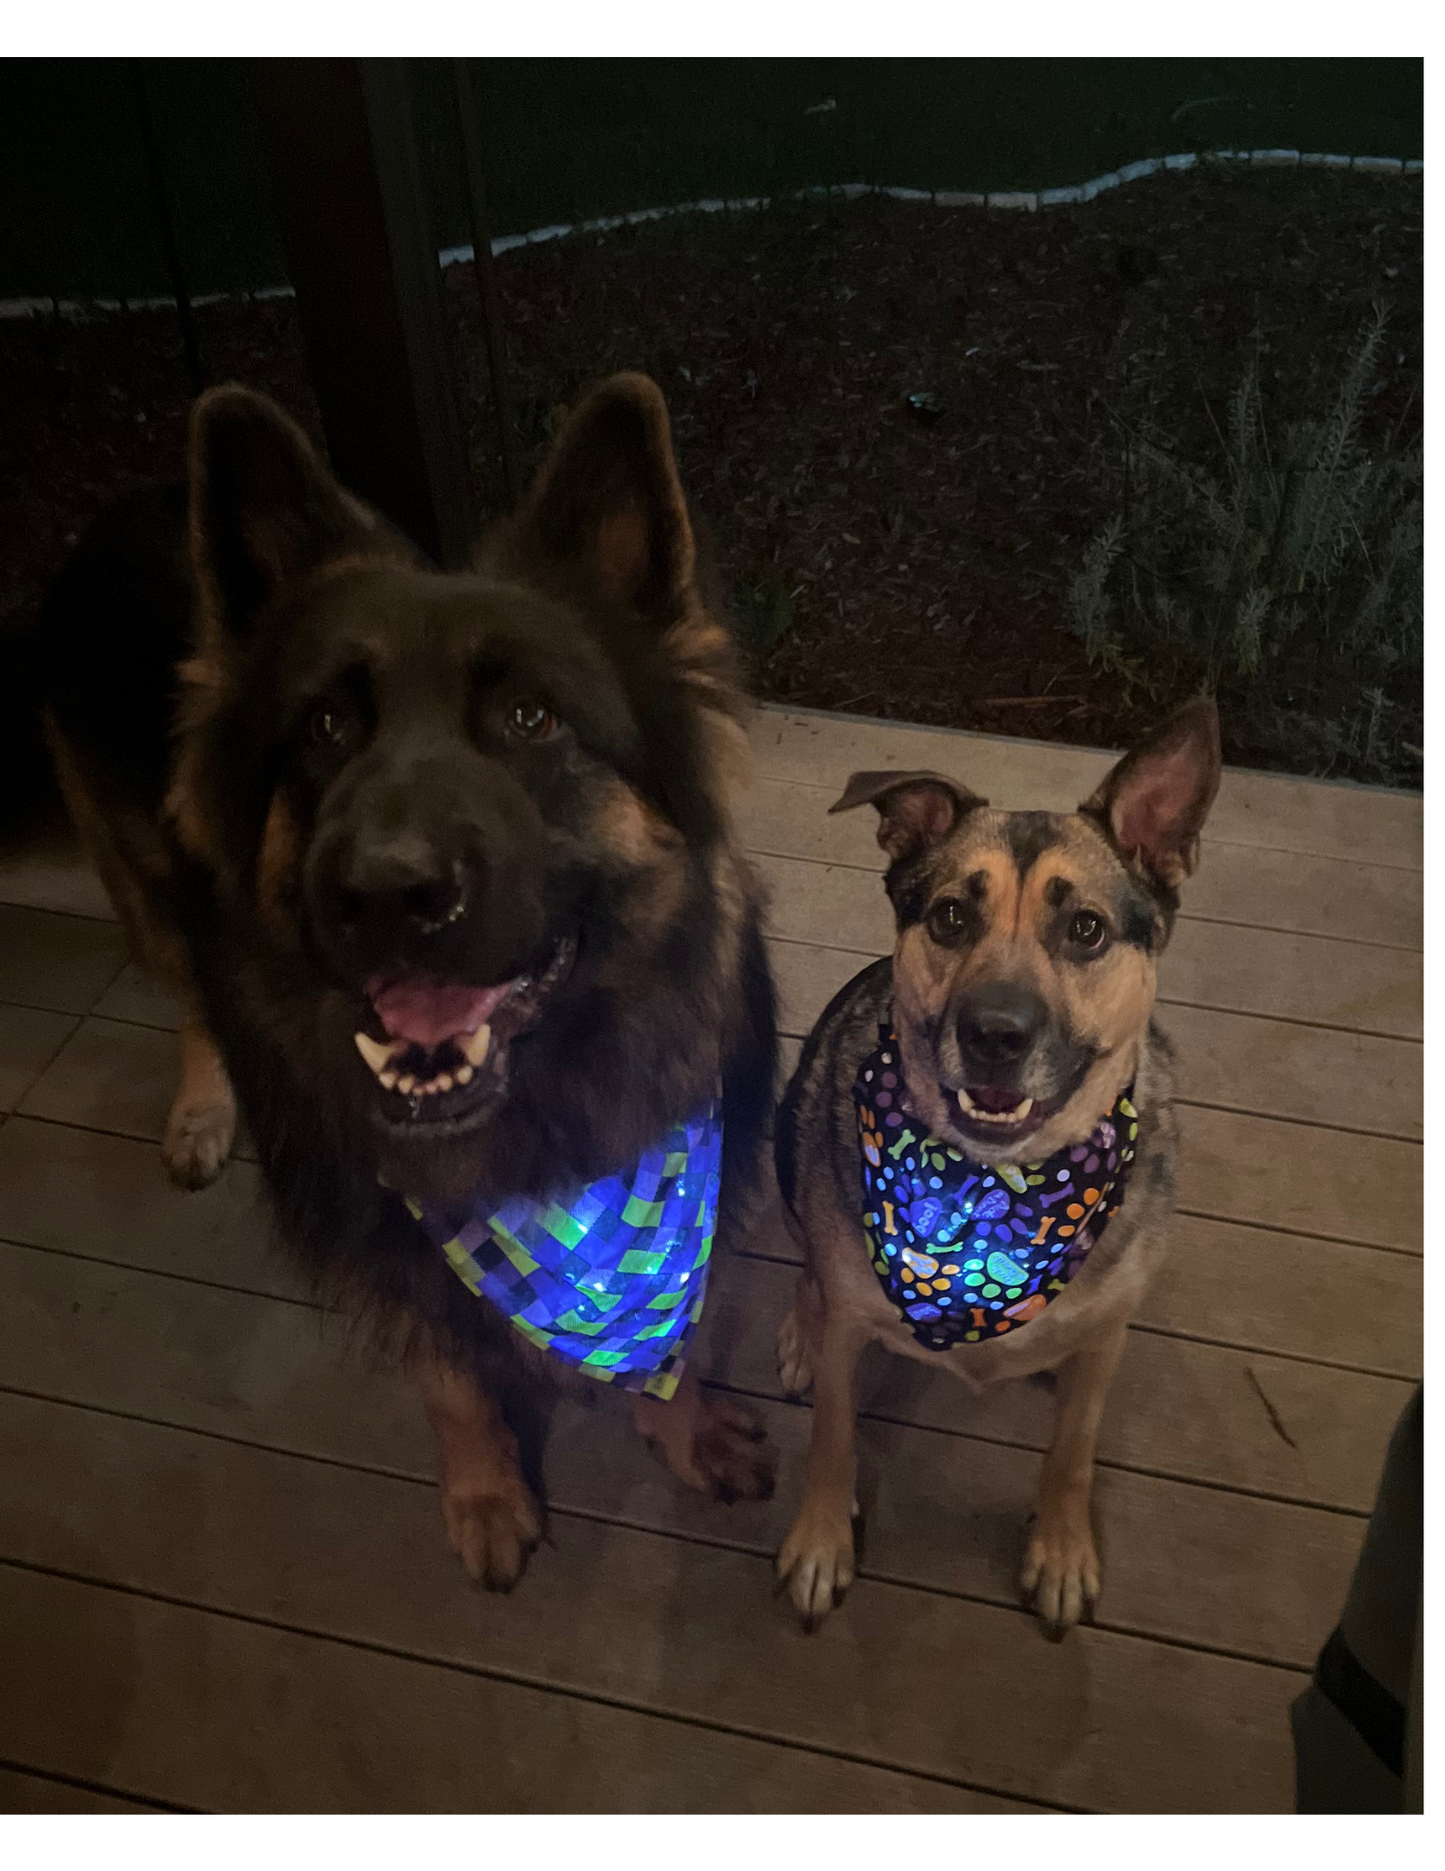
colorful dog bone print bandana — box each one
[403,1099,721,1400]
[853,1025,1136,1351]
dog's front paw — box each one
[439,1476,544,1592]
[776,1308,813,1396]
[688,1391,776,1503]
[162,1097,235,1190]
[632,1378,776,1503]
[1020,1500,1100,1638]
[776,1501,857,1629]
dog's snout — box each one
[329,834,475,958]
[955,983,1048,1070]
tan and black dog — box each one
[33,374,777,1589]
[773,700,1221,1634]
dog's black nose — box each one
[955,983,1048,1069]
[332,837,473,960]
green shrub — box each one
[1069,308,1422,785]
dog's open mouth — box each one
[353,938,575,1130]
[945,1082,1061,1146]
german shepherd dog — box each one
[773,701,1220,1633]
[35,374,777,1588]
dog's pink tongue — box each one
[367,978,513,1048]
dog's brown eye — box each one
[926,897,970,944]
[507,697,558,741]
[1069,910,1108,951]
[309,704,354,750]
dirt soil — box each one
[0,163,1422,787]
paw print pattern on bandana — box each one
[854,1026,1137,1353]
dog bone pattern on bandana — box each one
[404,1099,722,1399]
[854,1024,1136,1351]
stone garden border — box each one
[0,147,1421,321]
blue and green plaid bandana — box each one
[403,1100,721,1400]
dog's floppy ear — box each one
[492,372,696,623]
[830,769,986,862]
[189,385,397,651]
[1081,697,1222,889]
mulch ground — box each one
[0,163,1422,791]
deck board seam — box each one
[0,1754,195,1814]
[2,1010,81,1110]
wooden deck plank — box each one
[1139,1216,1421,1376]
[0,904,127,1016]
[1156,1005,1419,1142]
[91,963,180,1031]
[0,1399,1296,1812]
[1162,921,1421,1041]
[749,707,1423,870]
[0,830,117,921]
[757,856,1422,1039]
[0,1005,77,1114]
[1174,1106,1419,1252]
[15,1016,185,1147]
[739,776,1423,951]
[0,1118,277,1292]
[0,1562,996,1814]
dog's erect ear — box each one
[830,769,986,862]
[495,373,696,622]
[1082,697,1222,889]
[189,385,391,649]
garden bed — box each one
[0,163,1421,786]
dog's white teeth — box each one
[454,1063,474,1086]
[958,1091,1034,1124]
[396,1074,416,1096]
[460,1024,492,1067]
[355,1031,404,1075]
[434,1073,454,1095]
[379,1070,398,1091]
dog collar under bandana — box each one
[403,1100,721,1400]
[854,1023,1137,1351]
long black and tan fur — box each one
[35,373,778,1589]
